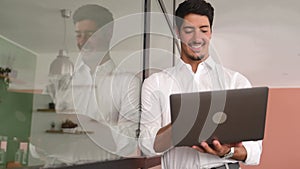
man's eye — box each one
[184,28,194,34]
[201,30,208,33]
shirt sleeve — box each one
[242,140,263,165]
[138,76,164,156]
[113,74,141,156]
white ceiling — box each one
[0,0,299,88]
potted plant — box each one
[0,67,11,103]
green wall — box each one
[0,34,36,167]
[0,91,33,166]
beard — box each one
[182,46,205,61]
[187,53,205,61]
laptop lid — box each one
[170,87,269,147]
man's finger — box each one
[192,145,205,153]
[201,142,217,155]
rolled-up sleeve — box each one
[242,140,263,165]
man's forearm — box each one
[154,123,172,153]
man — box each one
[71,4,140,158]
[41,4,140,165]
[139,0,262,168]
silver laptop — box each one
[170,87,269,146]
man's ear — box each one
[209,29,212,39]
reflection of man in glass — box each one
[34,4,140,166]
[72,4,117,119]
[73,4,113,65]
[70,4,140,160]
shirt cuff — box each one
[242,140,262,165]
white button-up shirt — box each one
[73,59,140,125]
[43,59,140,164]
[139,57,262,168]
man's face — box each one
[178,13,212,63]
[75,19,98,50]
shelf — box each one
[36,108,75,113]
[46,129,94,135]
[8,88,43,94]
[37,108,55,112]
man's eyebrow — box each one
[182,26,195,29]
[199,25,209,29]
[182,25,209,29]
[75,30,96,32]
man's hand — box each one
[192,140,247,161]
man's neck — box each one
[180,57,204,73]
[83,53,111,74]
[180,53,210,73]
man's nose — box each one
[193,31,206,42]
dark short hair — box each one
[175,0,214,30]
[72,4,114,30]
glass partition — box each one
[30,0,144,167]
[1,0,146,168]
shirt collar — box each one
[74,57,115,74]
[96,59,115,73]
[176,56,217,73]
